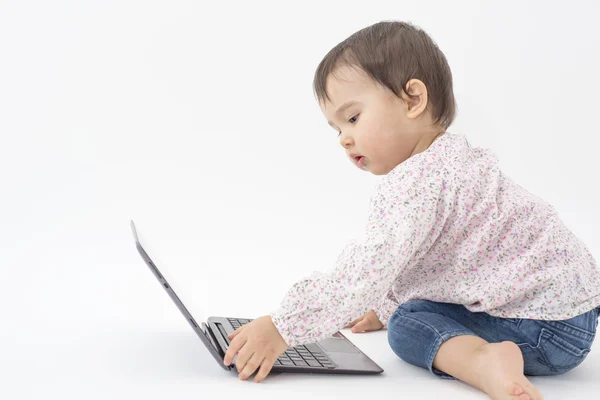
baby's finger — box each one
[254,357,275,383]
[235,346,254,374]
[344,317,362,329]
[239,353,264,381]
[224,334,247,366]
[228,325,248,340]
[351,319,371,333]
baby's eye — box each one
[336,115,359,137]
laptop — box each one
[131,220,383,375]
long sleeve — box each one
[270,155,449,347]
[373,288,399,328]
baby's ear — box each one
[402,79,428,119]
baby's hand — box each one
[223,315,288,382]
[344,311,383,333]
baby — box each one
[222,20,600,400]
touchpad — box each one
[318,338,359,353]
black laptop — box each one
[131,220,383,375]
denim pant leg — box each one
[388,299,600,380]
[387,300,477,379]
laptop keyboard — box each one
[228,318,335,369]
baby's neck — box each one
[410,128,446,158]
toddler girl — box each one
[223,21,600,400]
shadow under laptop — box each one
[113,330,387,383]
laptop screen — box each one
[130,220,229,370]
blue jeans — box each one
[387,300,600,379]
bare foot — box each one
[475,341,544,400]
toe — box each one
[523,383,543,400]
[514,385,524,395]
[507,382,524,396]
[531,389,543,400]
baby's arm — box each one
[271,158,450,348]
[372,288,399,328]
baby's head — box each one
[314,21,456,175]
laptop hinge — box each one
[203,323,226,358]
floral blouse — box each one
[270,133,600,347]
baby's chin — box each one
[370,162,402,175]
[356,158,394,175]
[364,164,389,176]
[370,169,389,176]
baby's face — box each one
[319,66,431,175]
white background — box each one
[1,0,599,399]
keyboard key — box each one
[293,360,308,366]
[306,360,322,367]
[280,360,294,366]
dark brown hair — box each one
[313,20,456,129]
